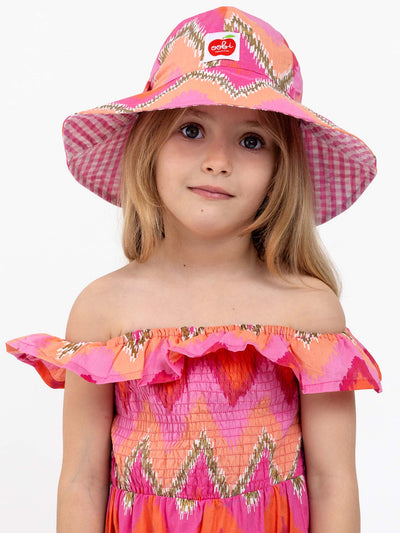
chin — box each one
[165,212,244,238]
[189,223,242,239]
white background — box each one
[1,0,398,531]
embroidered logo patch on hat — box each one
[203,32,240,62]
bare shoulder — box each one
[65,263,138,343]
[278,274,346,334]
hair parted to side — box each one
[121,108,341,296]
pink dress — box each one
[6,324,382,532]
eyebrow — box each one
[184,108,263,128]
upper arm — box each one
[60,280,116,488]
[295,278,355,477]
[61,372,114,488]
[300,391,360,531]
[300,391,357,480]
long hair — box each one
[121,108,340,295]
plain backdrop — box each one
[1,1,398,531]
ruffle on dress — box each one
[5,324,382,393]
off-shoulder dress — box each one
[6,324,382,532]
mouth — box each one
[188,186,234,198]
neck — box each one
[146,232,265,282]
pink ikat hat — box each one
[62,6,377,225]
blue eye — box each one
[240,135,264,150]
[181,124,203,139]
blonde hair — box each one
[121,108,341,295]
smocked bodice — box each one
[111,349,303,501]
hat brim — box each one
[63,67,376,224]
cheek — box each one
[155,171,173,209]
[156,144,192,183]
[155,151,176,195]
[247,161,274,197]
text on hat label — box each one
[203,32,240,62]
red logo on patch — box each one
[208,38,236,57]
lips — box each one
[189,185,233,196]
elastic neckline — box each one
[111,323,349,343]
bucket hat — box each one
[62,5,376,225]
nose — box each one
[201,141,232,176]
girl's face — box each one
[155,105,276,240]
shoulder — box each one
[277,274,346,334]
[65,264,138,343]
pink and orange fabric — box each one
[6,324,381,532]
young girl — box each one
[6,6,382,533]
